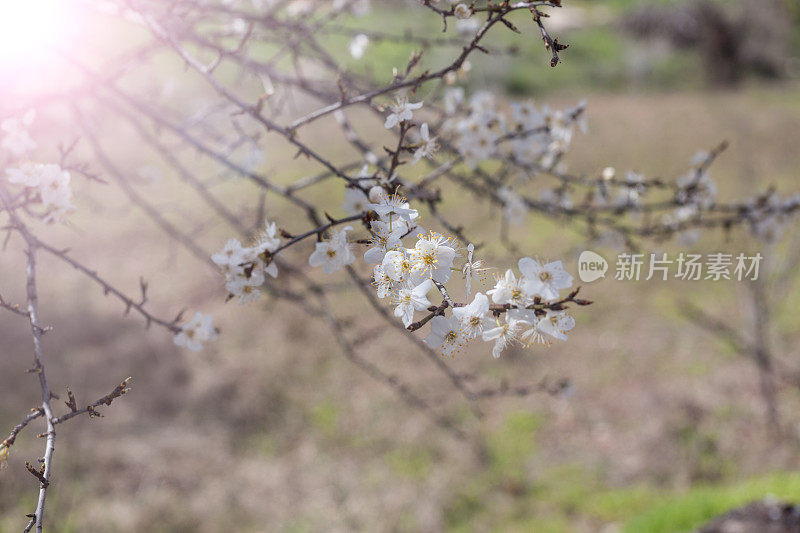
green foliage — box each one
[622,473,800,532]
[385,446,433,480]
[310,401,340,437]
[486,411,543,482]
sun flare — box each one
[0,0,75,69]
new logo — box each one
[578,250,608,283]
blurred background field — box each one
[2,0,800,531]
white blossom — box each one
[372,264,395,299]
[482,317,526,358]
[407,232,456,284]
[454,3,472,20]
[452,292,490,339]
[212,238,247,276]
[173,312,218,352]
[455,17,480,36]
[225,274,263,304]
[6,163,74,222]
[412,123,438,164]
[254,220,281,278]
[424,315,467,357]
[308,226,355,274]
[384,97,423,129]
[393,279,432,327]
[367,192,419,223]
[364,220,404,264]
[518,257,573,301]
[462,243,489,299]
[381,249,412,283]
[521,310,575,345]
[213,237,270,304]
[368,185,387,204]
[510,101,545,131]
[487,269,529,307]
[1,109,36,156]
[349,33,369,59]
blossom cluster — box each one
[199,169,582,359]
[2,111,74,223]
[173,311,218,352]
[437,90,587,227]
[181,89,593,357]
[6,163,74,222]
[365,188,580,359]
[441,89,586,171]
[595,156,800,245]
[211,220,281,303]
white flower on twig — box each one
[518,257,572,301]
[407,232,456,284]
[364,220,404,264]
[521,310,575,345]
[454,3,472,20]
[308,226,355,274]
[482,316,526,358]
[6,162,74,222]
[412,123,438,164]
[384,97,423,129]
[393,279,432,327]
[462,243,489,299]
[487,269,529,307]
[452,292,490,339]
[424,315,467,357]
[174,312,218,352]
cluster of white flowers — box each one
[589,156,717,244]
[212,220,281,304]
[746,191,800,243]
[200,183,581,358]
[442,90,585,170]
[359,181,579,359]
[2,111,75,223]
[423,259,576,359]
[173,311,218,352]
[177,221,282,351]
[1,109,36,156]
[309,226,356,273]
[5,163,75,222]
[194,96,585,357]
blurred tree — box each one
[621,0,794,85]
